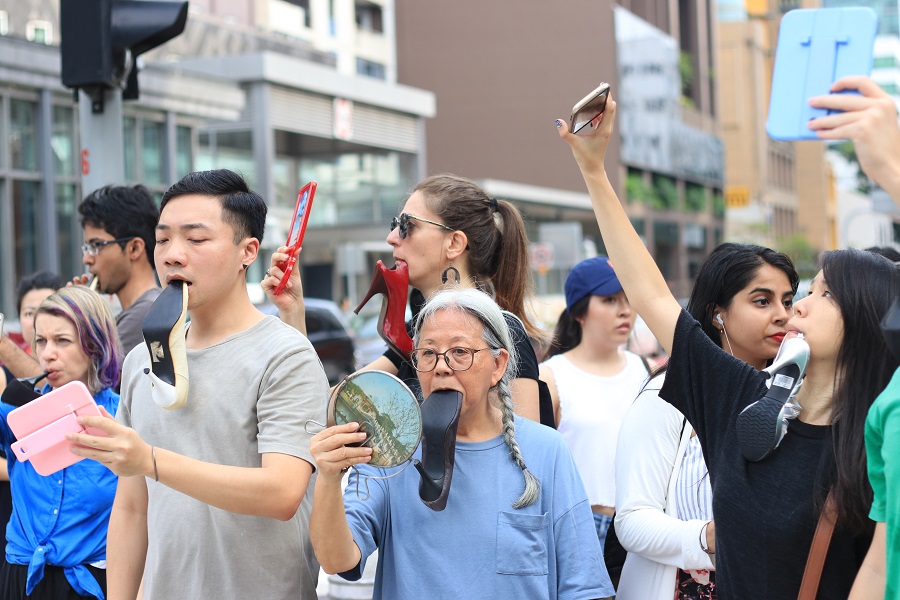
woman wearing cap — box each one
[539,256,650,553]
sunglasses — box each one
[390,213,454,239]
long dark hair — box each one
[687,243,799,346]
[821,249,899,533]
[541,296,590,360]
[415,174,542,338]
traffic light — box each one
[60,0,188,112]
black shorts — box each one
[0,560,106,600]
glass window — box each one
[652,174,679,210]
[51,105,76,176]
[653,221,679,280]
[13,180,40,279]
[175,125,192,178]
[55,183,82,278]
[10,99,38,172]
[142,121,165,184]
[272,157,294,208]
[124,117,137,181]
[214,130,256,188]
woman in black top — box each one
[264,174,543,419]
[556,95,899,599]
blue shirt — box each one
[0,385,119,599]
[343,417,614,600]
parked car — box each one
[257,297,356,386]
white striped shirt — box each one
[675,434,713,522]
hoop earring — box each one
[441,265,460,285]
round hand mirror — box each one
[327,370,422,468]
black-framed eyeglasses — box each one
[81,237,136,257]
[390,213,455,239]
[411,346,494,373]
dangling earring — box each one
[441,264,460,285]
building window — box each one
[881,82,900,96]
[26,20,53,45]
[355,1,384,33]
[874,56,899,69]
[52,105,76,177]
[0,11,8,36]
[356,58,386,80]
[10,99,38,171]
[285,0,312,28]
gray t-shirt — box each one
[116,287,162,353]
[118,316,329,600]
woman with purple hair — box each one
[0,286,122,600]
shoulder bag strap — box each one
[797,490,837,600]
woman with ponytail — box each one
[266,174,545,421]
[309,288,614,599]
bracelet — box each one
[699,522,715,555]
[151,446,159,482]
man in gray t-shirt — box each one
[71,170,329,599]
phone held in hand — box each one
[570,83,611,136]
[274,181,317,296]
[766,6,877,141]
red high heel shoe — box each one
[355,260,414,359]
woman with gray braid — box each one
[309,288,614,599]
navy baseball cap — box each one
[564,256,623,311]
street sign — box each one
[725,186,750,208]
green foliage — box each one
[774,234,820,280]
[626,170,656,205]
[652,174,678,210]
[712,190,725,218]
[685,183,707,213]
[830,141,872,194]
[680,51,695,104]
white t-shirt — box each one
[542,351,649,507]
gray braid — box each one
[414,287,539,509]
[497,367,540,508]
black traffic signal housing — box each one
[60,0,188,112]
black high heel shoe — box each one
[737,335,809,462]
[1,372,49,407]
[414,389,462,511]
[141,281,189,410]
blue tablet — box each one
[766,7,877,141]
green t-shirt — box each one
[866,366,900,597]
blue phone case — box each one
[766,7,877,141]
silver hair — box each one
[413,287,540,508]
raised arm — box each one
[262,245,307,335]
[808,76,900,202]
[555,98,682,354]
[0,336,43,380]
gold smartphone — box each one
[569,83,611,135]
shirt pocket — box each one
[496,511,550,575]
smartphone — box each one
[766,7,877,141]
[570,83,611,136]
[274,181,317,296]
[8,380,105,476]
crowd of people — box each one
[0,73,896,600]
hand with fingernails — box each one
[310,422,373,481]
[261,245,306,333]
[66,406,155,479]
[555,95,617,177]
[807,75,900,201]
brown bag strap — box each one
[797,491,837,600]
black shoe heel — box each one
[414,389,462,511]
[141,281,189,410]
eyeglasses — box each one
[390,213,454,239]
[81,237,136,257]
[411,346,494,373]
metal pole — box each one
[77,88,125,193]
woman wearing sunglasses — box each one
[265,174,545,421]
